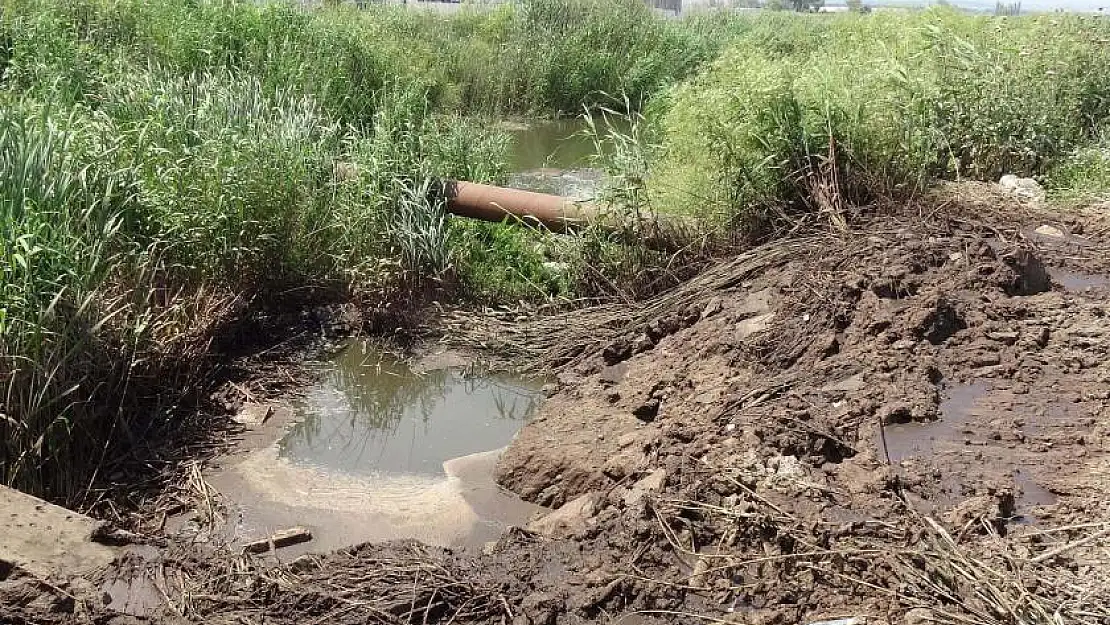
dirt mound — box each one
[13,207,1110,625]
[489,210,1110,623]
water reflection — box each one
[508,117,631,171]
[505,117,630,199]
[278,342,544,476]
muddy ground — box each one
[4,193,1110,625]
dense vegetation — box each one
[0,0,713,502]
[647,9,1110,227]
[1,0,1108,504]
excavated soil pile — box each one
[488,207,1110,625]
[6,201,1110,625]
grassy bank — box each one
[0,0,701,502]
[3,0,1110,505]
[0,81,505,501]
[645,8,1110,229]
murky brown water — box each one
[881,382,1059,522]
[882,382,990,463]
[206,343,547,554]
[279,343,543,476]
[506,117,629,200]
[1048,268,1110,292]
[508,118,600,172]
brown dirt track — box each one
[4,195,1110,625]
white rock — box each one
[622,468,667,507]
[233,403,291,426]
[617,432,640,449]
[1033,224,1065,238]
[735,312,775,340]
[999,175,1046,202]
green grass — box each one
[0,0,710,119]
[1048,139,1110,203]
[644,8,1110,229]
[1,102,146,498]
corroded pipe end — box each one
[444,180,593,234]
[442,179,698,252]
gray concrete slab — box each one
[0,486,117,579]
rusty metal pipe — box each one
[441,179,696,251]
[443,180,595,234]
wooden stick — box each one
[242,526,313,554]
[1030,525,1110,564]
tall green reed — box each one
[0,103,141,499]
[647,8,1110,229]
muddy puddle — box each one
[882,382,1059,522]
[205,342,547,555]
[882,383,991,464]
[1048,267,1110,291]
[505,117,628,200]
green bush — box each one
[0,103,146,498]
[1048,138,1110,202]
[647,9,1110,227]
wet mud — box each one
[487,208,1110,624]
[206,447,542,554]
[202,343,546,554]
[9,205,1110,625]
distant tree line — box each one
[750,0,870,12]
[764,0,824,9]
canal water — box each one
[505,117,628,200]
[206,342,547,555]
